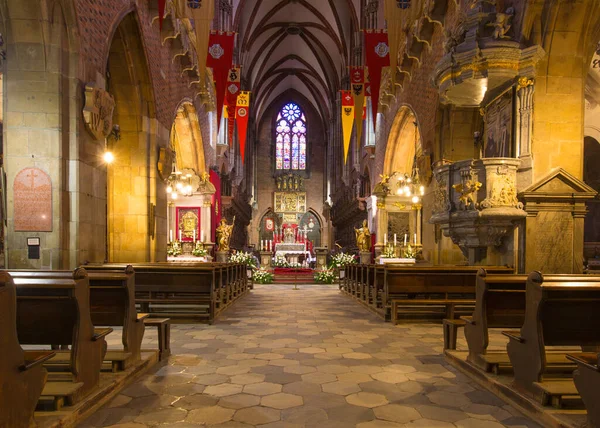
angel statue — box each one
[355,220,371,252]
[216,216,235,252]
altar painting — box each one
[176,207,200,242]
[274,192,306,213]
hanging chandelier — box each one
[394,121,424,205]
[166,161,194,199]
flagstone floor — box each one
[81,283,540,428]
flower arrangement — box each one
[253,267,274,284]
[167,241,182,257]
[381,244,396,258]
[272,255,288,268]
[403,244,417,259]
[330,252,357,268]
[192,243,208,258]
[229,251,257,270]
[314,268,336,284]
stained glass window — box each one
[276,102,306,170]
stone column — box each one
[515,78,535,191]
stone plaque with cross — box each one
[13,167,52,231]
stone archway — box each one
[383,106,422,176]
[106,12,158,262]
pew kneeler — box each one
[144,317,171,361]
[443,318,466,351]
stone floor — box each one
[81,283,541,428]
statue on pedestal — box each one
[355,220,371,252]
[216,217,235,252]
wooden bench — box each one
[0,271,55,427]
[9,268,142,372]
[11,268,111,406]
[87,266,148,369]
[566,353,600,427]
[385,266,514,323]
[85,262,249,323]
[461,269,527,371]
[504,271,600,405]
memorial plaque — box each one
[14,168,52,231]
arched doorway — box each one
[106,13,157,262]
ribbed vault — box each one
[233,0,359,131]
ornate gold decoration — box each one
[354,220,371,252]
[83,84,115,141]
[452,176,482,210]
[376,201,385,209]
[216,217,234,251]
[274,192,306,213]
[392,202,407,210]
[179,210,198,239]
[275,173,304,192]
[517,76,534,90]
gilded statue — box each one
[216,217,235,251]
[354,220,371,252]
[453,179,482,210]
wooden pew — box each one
[385,266,514,323]
[85,262,249,323]
[566,353,600,428]
[504,272,600,405]
[87,266,148,368]
[0,271,55,427]
[10,267,147,371]
[11,268,111,405]
[462,269,527,372]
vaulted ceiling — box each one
[233,0,359,129]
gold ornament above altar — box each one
[275,173,305,192]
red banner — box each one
[350,66,365,146]
[364,30,390,128]
[225,67,241,143]
[207,31,235,135]
[209,169,221,245]
[236,91,251,163]
[157,0,166,30]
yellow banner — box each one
[341,91,354,164]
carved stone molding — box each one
[429,157,526,253]
[432,2,544,106]
[83,84,115,141]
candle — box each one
[201,230,204,243]
[414,233,417,245]
[404,234,407,246]
[394,234,397,246]
[270,240,272,251]
[193,229,196,243]
[384,234,387,245]
[179,229,182,241]
[170,229,173,243]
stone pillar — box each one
[315,247,329,270]
[215,251,229,263]
[515,78,535,191]
[359,251,372,264]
